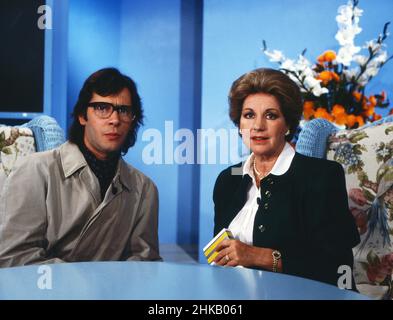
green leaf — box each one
[367,250,380,266]
[348,164,363,174]
[349,132,368,143]
[385,126,393,135]
[0,131,5,143]
[1,147,12,155]
[377,166,393,183]
[383,171,393,183]
[363,189,375,202]
[357,171,369,183]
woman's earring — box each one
[285,129,290,136]
[239,128,243,135]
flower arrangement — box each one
[263,0,393,129]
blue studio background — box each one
[2,0,392,262]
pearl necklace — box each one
[253,157,268,180]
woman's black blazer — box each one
[213,152,360,286]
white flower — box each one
[312,85,329,97]
[353,54,368,66]
[337,45,361,66]
[300,66,314,78]
[335,27,362,46]
[353,6,363,18]
[374,51,388,64]
[365,66,379,77]
[302,76,328,97]
[343,68,359,81]
[281,59,296,71]
[264,49,285,63]
[364,40,382,52]
[336,4,353,25]
[336,1,363,24]
[377,147,390,158]
[287,73,303,88]
[262,0,391,122]
[303,76,321,88]
[358,73,369,86]
[297,54,311,65]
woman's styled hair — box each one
[69,67,143,154]
[228,68,303,141]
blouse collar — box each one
[242,142,295,182]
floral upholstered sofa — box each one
[0,116,65,190]
[296,115,393,299]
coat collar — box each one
[59,141,132,192]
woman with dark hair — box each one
[212,68,360,287]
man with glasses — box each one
[0,68,161,267]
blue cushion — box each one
[22,115,65,152]
[363,114,393,127]
[296,115,393,159]
[296,119,338,159]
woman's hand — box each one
[214,239,276,269]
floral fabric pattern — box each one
[327,121,393,299]
[0,127,35,178]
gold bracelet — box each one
[272,250,281,272]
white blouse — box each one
[228,142,295,245]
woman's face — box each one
[239,93,288,159]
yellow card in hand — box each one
[203,228,234,264]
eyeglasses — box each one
[88,102,135,122]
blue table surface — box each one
[0,261,369,300]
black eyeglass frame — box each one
[87,102,135,121]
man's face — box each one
[78,88,133,160]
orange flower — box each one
[331,105,347,125]
[318,71,340,84]
[363,105,375,117]
[303,109,315,120]
[353,91,362,102]
[303,101,315,120]
[317,50,336,63]
[318,71,333,85]
[317,54,325,64]
[369,95,377,107]
[303,101,314,110]
[346,114,357,128]
[332,104,345,116]
[373,113,382,121]
[334,113,348,126]
[356,116,365,127]
[314,107,333,121]
[324,50,336,62]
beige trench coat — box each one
[0,141,160,267]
